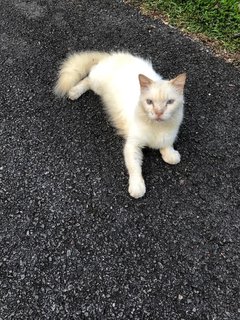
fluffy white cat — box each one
[55,51,186,198]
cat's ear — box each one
[138,74,153,90]
[170,73,187,92]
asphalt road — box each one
[1,0,240,319]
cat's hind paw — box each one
[128,176,146,199]
[68,87,82,100]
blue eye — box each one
[146,99,153,105]
[167,99,175,105]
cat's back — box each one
[90,52,160,83]
[88,52,162,136]
[106,52,151,71]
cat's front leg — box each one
[160,146,181,165]
[124,142,146,198]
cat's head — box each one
[139,73,186,122]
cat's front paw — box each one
[128,176,146,199]
[161,148,181,165]
[68,87,81,100]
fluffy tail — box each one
[54,51,109,97]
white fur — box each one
[55,51,186,198]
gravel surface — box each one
[0,0,240,319]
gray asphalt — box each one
[1,0,240,319]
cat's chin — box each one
[155,114,172,122]
[146,116,165,123]
[152,117,166,123]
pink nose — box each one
[155,111,163,118]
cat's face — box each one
[139,73,186,122]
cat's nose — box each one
[155,111,163,118]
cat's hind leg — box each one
[160,146,181,165]
[68,77,90,100]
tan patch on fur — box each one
[170,73,186,92]
[139,74,153,89]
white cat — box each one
[55,51,186,198]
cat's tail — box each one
[54,51,109,97]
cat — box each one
[55,51,186,198]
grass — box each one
[127,0,240,55]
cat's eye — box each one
[146,99,153,105]
[167,99,175,105]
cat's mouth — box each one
[155,116,164,122]
[148,114,164,122]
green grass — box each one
[130,0,240,53]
